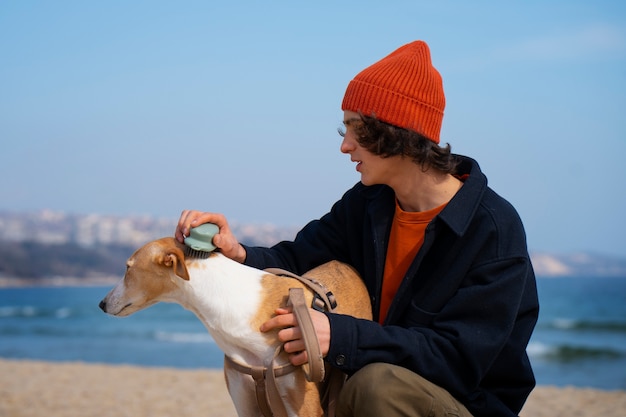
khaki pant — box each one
[336,363,474,417]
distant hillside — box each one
[529,251,626,278]
[0,210,298,248]
[0,210,625,285]
[0,210,300,285]
[0,240,133,282]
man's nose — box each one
[340,137,353,154]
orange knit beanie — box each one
[341,40,445,144]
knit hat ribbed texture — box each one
[341,40,445,144]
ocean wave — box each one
[540,318,626,332]
[0,306,38,318]
[527,341,623,362]
[0,306,75,319]
[55,308,72,319]
[0,324,159,340]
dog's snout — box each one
[99,299,106,312]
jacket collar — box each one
[438,155,487,237]
[359,155,487,237]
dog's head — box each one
[99,237,190,316]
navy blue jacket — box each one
[244,155,539,417]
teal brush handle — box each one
[184,223,219,252]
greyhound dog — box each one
[99,237,372,417]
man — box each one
[176,40,539,417]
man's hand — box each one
[175,210,246,263]
[260,307,331,366]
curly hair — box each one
[339,114,459,174]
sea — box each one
[1,276,625,390]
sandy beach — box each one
[1,359,625,417]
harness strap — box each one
[250,364,273,417]
[265,345,290,417]
[288,287,325,382]
[264,267,338,312]
[224,351,294,417]
[224,353,297,378]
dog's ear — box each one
[159,246,190,281]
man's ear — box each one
[159,246,190,281]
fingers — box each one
[260,308,331,366]
[278,326,304,346]
[175,210,199,242]
[175,211,228,242]
[260,308,296,332]
[287,350,308,367]
[174,211,246,262]
[260,310,302,346]
[274,318,309,366]
[259,310,305,364]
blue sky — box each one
[1,1,625,257]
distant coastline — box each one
[1,210,625,286]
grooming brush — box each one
[184,223,219,259]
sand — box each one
[1,359,625,417]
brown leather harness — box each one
[223,267,345,417]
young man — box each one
[176,40,539,417]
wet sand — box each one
[1,359,624,417]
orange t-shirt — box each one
[378,200,447,323]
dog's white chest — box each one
[184,258,274,362]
